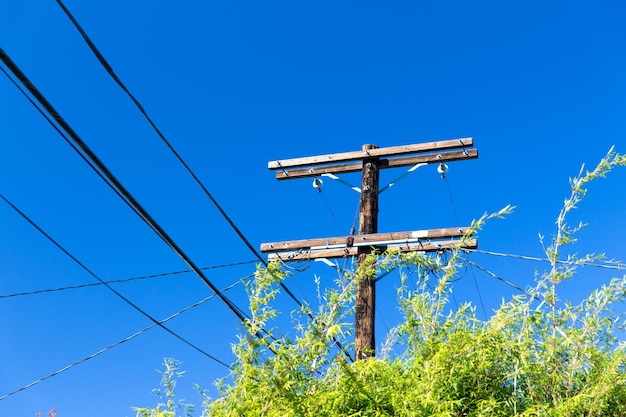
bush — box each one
[138,148,626,416]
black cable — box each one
[318,187,343,234]
[15,0,353,359]
[468,248,624,271]
[53,1,324,351]
[54,0,261,269]
[0,276,249,401]
[0,260,256,299]
[443,177,462,226]
[442,176,487,317]
[463,258,544,303]
[0,192,231,366]
[470,265,488,319]
[0,46,252,327]
[54,0,259,259]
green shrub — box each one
[137,148,626,417]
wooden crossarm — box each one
[260,227,473,253]
[267,239,477,261]
[274,148,477,180]
[269,138,473,171]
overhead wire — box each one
[54,0,257,263]
[316,183,344,235]
[53,1,347,361]
[463,258,544,303]
[464,257,608,335]
[0,40,344,360]
[53,0,312,322]
[469,265,488,319]
[443,176,462,226]
[304,190,361,360]
[276,260,313,308]
[441,172,487,317]
[462,248,622,310]
[467,248,625,271]
[0,46,261,338]
[0,192,236,366]
[0,275,251,401]
[0,260,256,300]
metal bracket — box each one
[321,173,361,193]
[379,163,427,194]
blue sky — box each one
[1,1,625,416]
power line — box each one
[0,46,253,327]
[467,248,625,271]
[53,1,314,326]
[440,174,487,319]
[55,0,260,264]
[469,265,488,319]
[463,258,544,303]
[0,53,259,337]
[318,187,344,234]
[0,260,256,300]
[0,275,250,402]
[0,192,238,364]
[443,176,461,226]
[53,0,357,363]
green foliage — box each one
[134,358,195,417]
[136,149,626,416]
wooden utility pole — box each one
[262,138,478,360]
[355,144,380,359]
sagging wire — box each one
[0,260,257,299]
[0,192,237,364]
[0,47,254,330]
[313,176,343,235]
[51,3,320,353]
[470,264,488,320]
[463,257,544,304]
[276,257,313,306]
[443,176,461,226]
[467,248,624,271]
[0,275,252,401]
[438,167,487,317]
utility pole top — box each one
[269,138,476,180]
[262,137,479,360]
[268,138,473,172]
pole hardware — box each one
[262,137,478,360]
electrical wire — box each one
[467,248,624,271]
[441,175,487,319]
[0,260,256,300]
[55,0,258,263]
[318,187,344,234]
[469,265,488,319]
[0,192,237,364]
[0,46,254,329]
[0,275,250,401]
[463,258,544,303]
[19,0,353,360]
[443,177,461,226]
[276,260,312,306]
[53,0,313,323]
[53,1,343,358]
